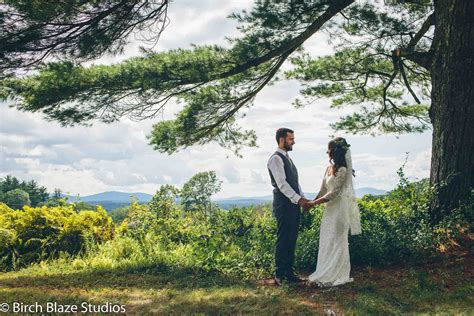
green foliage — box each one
[0,203,114,271]
[37,187,69,208]
[2,188,31,210]
[180,171,222,215]
[71,201,98,212]
[1,175,470,277]
[38,197,69,208]
[148,184,180,217]
[2,0,438,154]
[111,174,469,279]
[0,173,469,279]
[109,206,130,224]
[1,1,355,155]
[0,1,168,77]
[118,201,276,278]
[52,188,63,198]
[298,1,433,135]
[0,175,49,207]
[286,45,431,135]
[197,206,277,278]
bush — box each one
[100,178,470,279]
[2,176,470,278]
[2,188,31,209]
[0,203,115,271]
[109,206,130,223]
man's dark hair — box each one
[275,128,294,144]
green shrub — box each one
[0,203,114,271]
[2,176,470,279]
[110,180,470,278]
[2,188,31,209]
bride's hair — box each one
[328,137,355,177]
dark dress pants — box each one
[273,200,301,278]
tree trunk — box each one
[429,0,474,225]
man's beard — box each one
[284,142,293,151]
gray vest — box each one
[268,151,300,206]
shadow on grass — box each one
[0,261,255,290]
[0,262,322,315]
[1,257,472,315]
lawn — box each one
[0,253,472,315]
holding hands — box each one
[297,197,311,211]
[298,197,327,211]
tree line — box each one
[1,171,223,218]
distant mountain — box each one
[63,191,153,203]
[61,187,387,211]
[59,191,152,211]
[214,198,272,209]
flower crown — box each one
[334,138,351,153]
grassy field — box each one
[0,254,472,315]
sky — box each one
[0,0,432,199]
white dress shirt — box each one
[267,148,306,204]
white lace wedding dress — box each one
[308,150,361,287]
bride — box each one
[307,137,361,287]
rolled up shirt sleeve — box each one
[267,155,302,204]
[322,167,347,201]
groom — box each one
[267,128,311,285]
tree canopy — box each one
[2,188,31,210]
[181,171,222,215]
[1,0,435,154]
[0,0,168,78]
[0,175,49,207]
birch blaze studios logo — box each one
[0,302,127,313]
